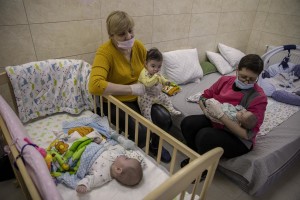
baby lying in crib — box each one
[57,133,145,193]
[76,138,144,193]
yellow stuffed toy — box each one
[162,82,181,96]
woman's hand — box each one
[206,99,224,119]
[203,108,222,123]
[146,83,162,96]
[130,83,146,96]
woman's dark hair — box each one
[146,48,163,62]
[238,54,264,75]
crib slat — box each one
[0,116,41,200]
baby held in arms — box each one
[138,47,181,122]
[201,97,257,130]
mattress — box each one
[169,71,300,196]
[24,111,172,200]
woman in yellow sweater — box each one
[88,11,172,163]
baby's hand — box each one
[93,137,103,144]
[76,185,88,193]
[165,81,171,86]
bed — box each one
[163,45,300,196]
[0,59,223,200]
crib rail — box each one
[144,147,223,200]
[0,69,223,200]
[95,95,223,199]
[0,116,41,200]
[0,72,41,200]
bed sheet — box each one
[25,110,94,149]
[24,111,173,199]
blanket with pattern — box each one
[5,59,94,123]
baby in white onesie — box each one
[76,144,145,193]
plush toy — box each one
[48,149,70,171]
[24,137,47,157]
[110,132,135,150]
[55,141,69,154]
[63,137,93,169]
[44,153,53,171]
[47,139,59,151]
[162,82,181,96]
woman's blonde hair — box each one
[106,11,134,37]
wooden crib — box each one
[0,67,223,200]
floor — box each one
[1,150,300,200]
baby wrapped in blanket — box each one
[57,134,146,193]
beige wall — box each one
[247,0,300,55]
[0,0,299,73]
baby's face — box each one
[145,60,162,75]
[236,110,252,123]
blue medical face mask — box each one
[235,78,255,89]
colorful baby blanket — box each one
[5,59,94,123]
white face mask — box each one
[117,37,135,50]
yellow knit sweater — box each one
[88,39,147,102]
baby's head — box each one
[145,47,163,76]
[236,110,257,130]
[110,155,143,186]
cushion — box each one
[161,48,203,85]
[200,61,218,76]
[291,64,300,78]
[271,90,300,106]
[257,75,276,96]
[206,51,233,75]
[218,43,245,67]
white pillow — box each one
[206,51,233,75]
[218,43,245,67]
[161,48,203,85]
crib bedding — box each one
[24,110,94,148]
[169,71,300,196]
[24,110,174,200]
[5,59,94,123]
